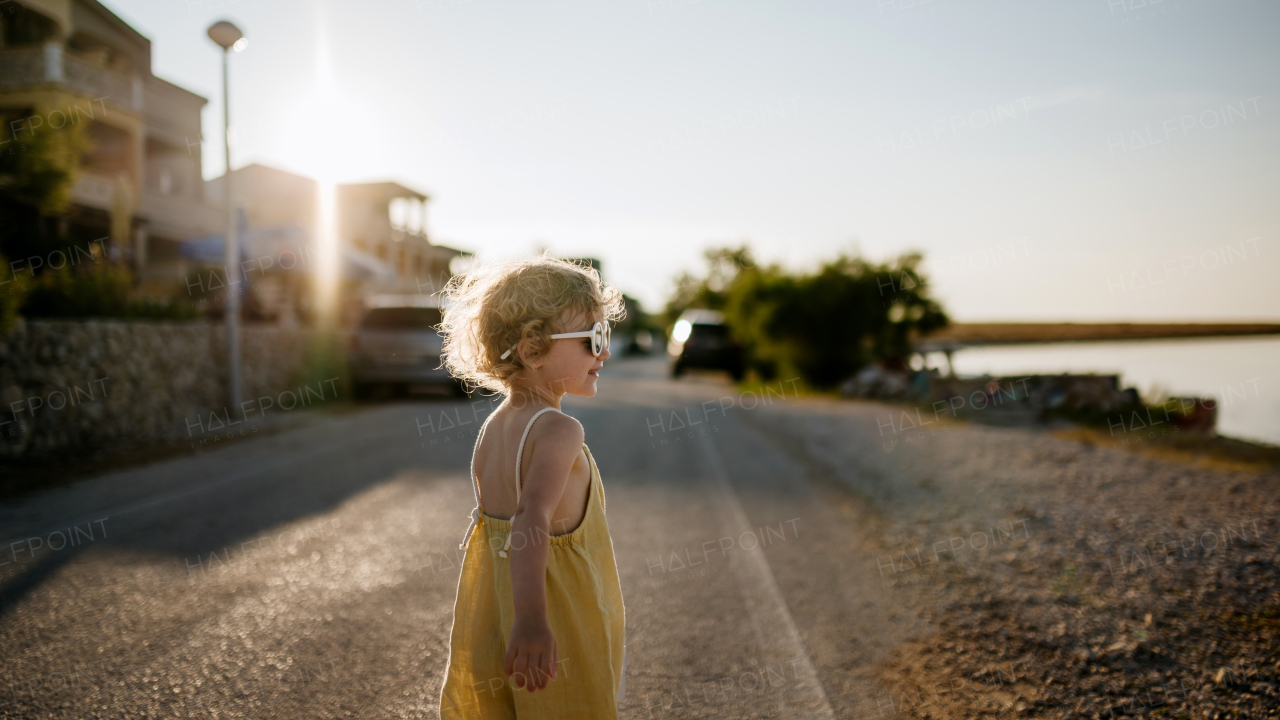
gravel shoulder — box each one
[750,396,1280,719]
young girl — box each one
[437,256,628,719]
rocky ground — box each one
[750,398,1280,719]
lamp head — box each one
[207,21,245,50]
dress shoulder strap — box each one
[514,406,562,505]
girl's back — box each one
[473,403,592,539]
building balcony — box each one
[69,172,221,241]
[0,45,142,112]
[0,48,47,92]
[69,172,116,212]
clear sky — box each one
[105,0,1280,320]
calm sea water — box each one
[944,336,1280,447]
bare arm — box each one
[503,411,583,691]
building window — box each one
[389,197,424,236]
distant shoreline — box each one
[921,322,1280,348]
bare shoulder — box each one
[529,411,584,453]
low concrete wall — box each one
[0,319,348,459]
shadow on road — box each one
[0,357,738,624]
[0,393,480,621]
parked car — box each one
[626,329,655,355]
[668,309,745,381]
[350,295,463,399]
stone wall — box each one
[0,319,349,459]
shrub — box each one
[21,265,198,321]
[667,247,949,389]
[0,253,27,334]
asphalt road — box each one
[1,357,918,720]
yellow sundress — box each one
[440,406,627,719]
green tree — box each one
[0,105,91,216]
[0,103,94,280]
[667,247,949,389]
[662,246,754,327]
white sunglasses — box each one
[500,321,611,360]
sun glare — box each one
[316,180,338,326]
[278,5,342,327]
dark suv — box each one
[350,297,461,398]
[669,309,745,381]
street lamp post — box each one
[207,21,246,411]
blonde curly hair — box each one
[440,255,626,394]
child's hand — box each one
[504,615,559,692]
